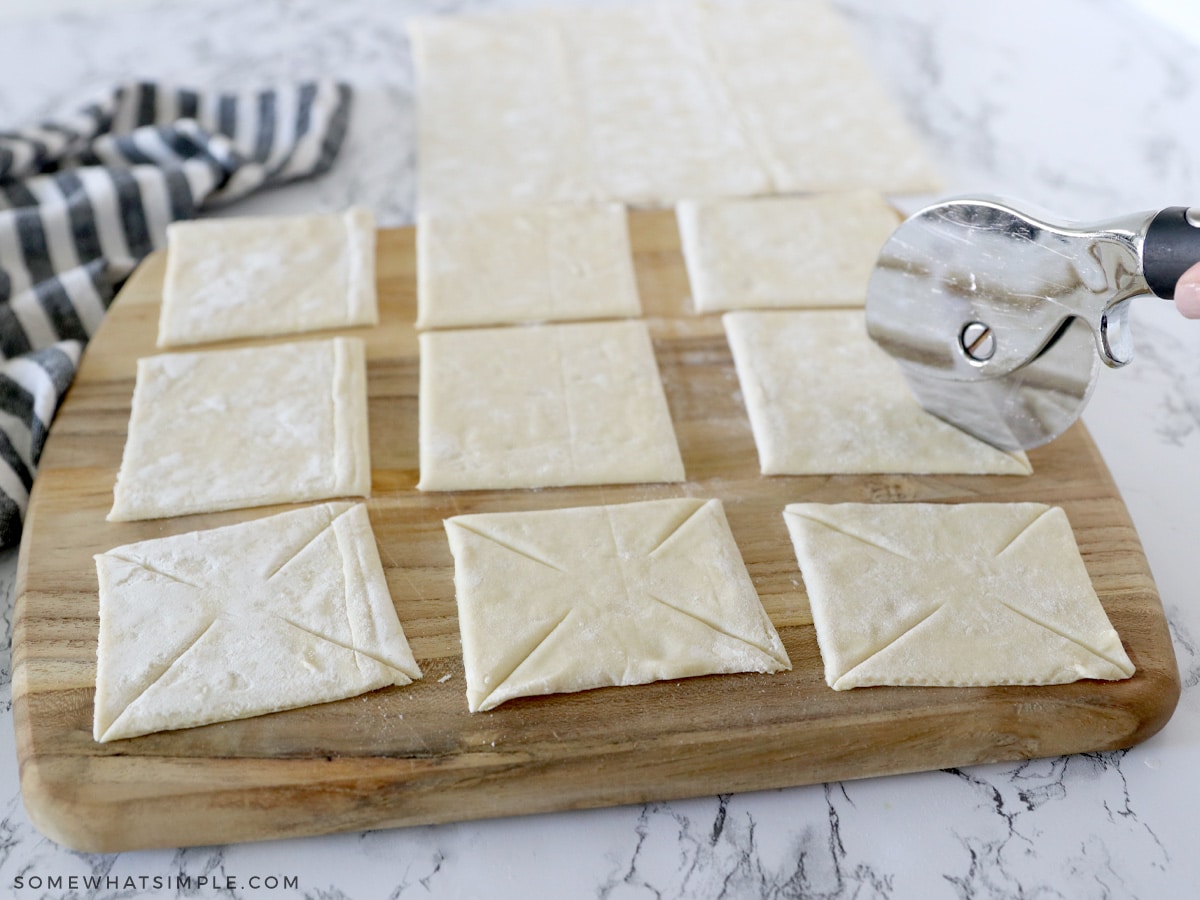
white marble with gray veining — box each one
[1,1,1199,897]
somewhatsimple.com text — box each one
[13,872,300,892]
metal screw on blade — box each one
[1186,207,1200,228]
[959,321,995,363]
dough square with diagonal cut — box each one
[445,497,790,712]
[94,502,421,742]
[417,319,684,491]
[158,208,377,348]
[783,501,1134,690]
[108,336,371,521]
[723,309,1032,475]
[416,203,641,329]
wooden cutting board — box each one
[12,211,1180,853]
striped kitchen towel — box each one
[0,80,353,547]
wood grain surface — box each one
[11,211,1181,853]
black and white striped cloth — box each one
[0,80,353,547]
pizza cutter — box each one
[865,196,1200,450]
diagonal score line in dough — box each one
[271,614,414,680]
[1004,450,1034,474]
[646,501,708,558]
[993,599,1133,674]
[784,511,917,561]
[106,616,219,733]
[264,507,350,581]
[479,608,576,709]
[835,601,947,686]
[645,593,785,664]
[105,554,203,589]
[992,506,1057,559]
[332,516,363,680]
[449,521,567,573]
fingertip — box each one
[1175,261,1200,319]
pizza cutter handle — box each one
[1142,206,1200,301]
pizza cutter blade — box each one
[865,197,1200,450]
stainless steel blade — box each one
[865,197,1155,450]
[894,317,1100,450]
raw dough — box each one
[410,0,939,213]
[677,191,900,312]
[445,497,791,712]
[158,208,377,347]
[416,203,641,329]
[418,320,685,491]
[696,0,941,194]
[722,310,1032,475]
[782,502,1135,690]
[109,336,371,521]
[94,502,421,741]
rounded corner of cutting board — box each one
[17,755,119,854]
[1130,654,1183,748]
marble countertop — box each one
[2,1,1199,897]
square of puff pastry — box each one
[94,502,420,742]
[418,320,684,491]
[445,497,790,712]
[676,191,900,313]
[723,310,1032,476]
[109,337,370,521]
[416,203,640,329]
[783,502,1134,690]
[158,208,376,348]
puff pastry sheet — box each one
[94,502,421,742]
[418,320,684,491]
[410,0,939,212]
[416,203,640,329]
[784,502,1135,690]
[723,310,1032,475]
[158,208,377,348]
[677,191,900,312]
[446,497,791,712]
[109,337,371,521]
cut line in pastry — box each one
[94,502,421,742]
[783,502,1135,690]
[418,319,684,491]
[445,497,790,712]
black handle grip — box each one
[1143,206,1200,299]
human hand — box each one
[1175,260,1200,318]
